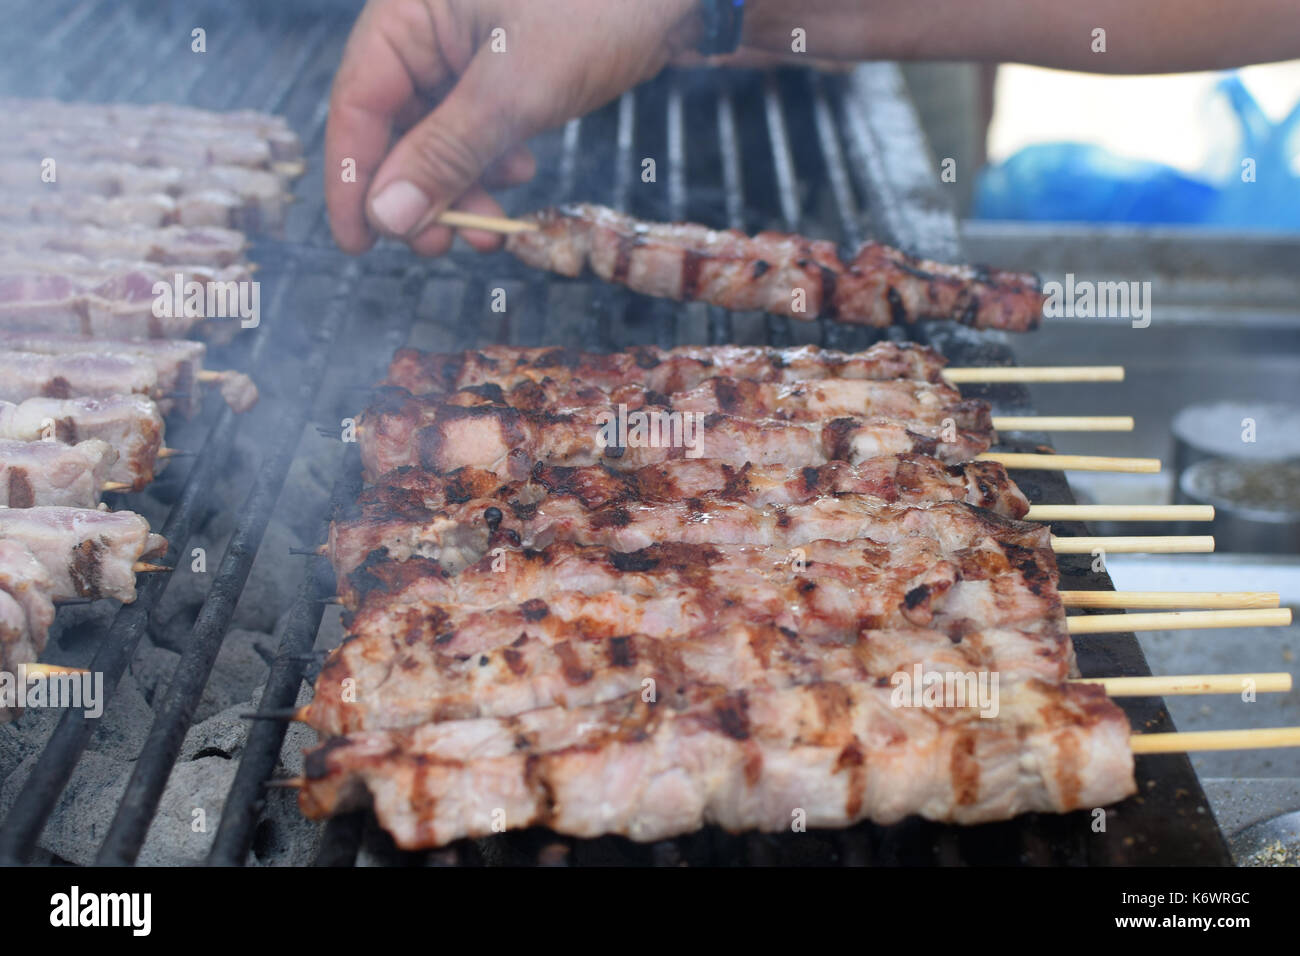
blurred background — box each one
[904,62,1300,835]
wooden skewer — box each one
[1068,608,1292,634]
[21,663,91,677]
[1051,535,1214,554]
[993,416,1133,432]
[1026,504,1213,521]
[944,366,1125,384]
[264,777,306,789]
[1074,673,1292,696]
[272,160,307,178]
[1131,726,1300,754]
[195,369,246,385]
[980,453,1161,473]
[436,210,539,234]
[1062,591,1280,610]
[132,562,172,574]
[157,447,190,459]
[101,481,133,493]
[240,707,302,721]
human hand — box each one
[325,0,701,256]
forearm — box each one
[741,0,1300,73]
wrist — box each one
[695,0,746,55]
[735,0,790,52]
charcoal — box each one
[195,628,272,722]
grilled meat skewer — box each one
[0,396,166,491]
[328,491,1045,598]
[0,507,166,603]
[0,333,257,415]
[0,190,237,231]
[358,391,992,482]
[305,620,1070,733]
[1,97,302,160]
[299,679,1133,847]
[0,539,56,697]
[0,259,256,344]
[528,456,1030,516]
[358,455,1030,521]
[340,522,1060,642]
[0,224,248,268]
[0,161,291,228]
[0,351,161,403]
[385,341,948,396]
[312,534,1068,735]
[446,374,992,432]
[505,203,1044,332]
[0,439,118,508]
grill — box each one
[0,0,1232,866]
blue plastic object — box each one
[975,75,1300,229]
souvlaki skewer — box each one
[382,340,1122,395]
[451,204,1047,332]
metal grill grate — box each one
[0,0,1231,866]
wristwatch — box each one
[696,0,745,56]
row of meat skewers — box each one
[265,340,1295,848]
[0,99,301,718]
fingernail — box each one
[370,180,431,236]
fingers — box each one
[406,186,508,255]
[481,144,537,188]
[324,0,453,254]
[365,47,534,240]
[452,188,511,252]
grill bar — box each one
[0,0,351,864]
[206,450,361,865]
[94,267,358,865]
[812,77,863,248]
[760,74,796,347]
[710,88,744,344]
[0,406,241,864]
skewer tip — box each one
[240,707,307,722]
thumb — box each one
[366,49,529,238]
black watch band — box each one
[697,0,745,56]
